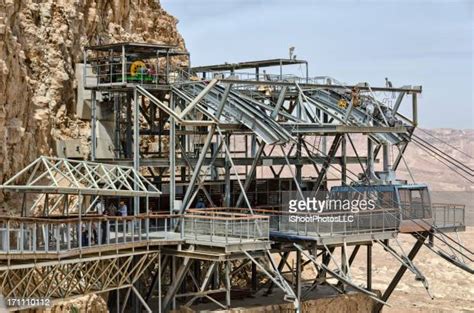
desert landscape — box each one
[354,227,474,313]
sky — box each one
[161,0,473,129]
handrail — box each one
[0,213,176,223]
[191,207,398,216]
[431,203,465,228]
[0,210,272,254]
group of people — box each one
[80,197,209,247]
[81,200,129,246]
[97,200,128,217]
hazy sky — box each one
[161,0,473,129]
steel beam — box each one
[91,90,97,161]
[218,79,422,93]
[162,257,192,312]
[266,251,289,295]
[376,234,427,312]
[179,79,218,118]
[295,250,302,301]
[313,134,343,190]
[170,93,176,215]
[367,244,372,291]
[225,261,231,308]
[235,86,287,207]
[133,88,140,214]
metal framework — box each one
[0,42,471,312]
[0,252,159,308]
[1,156,161,197]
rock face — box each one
[0,0,185,203]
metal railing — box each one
[0,210,271,255]
[432,203,465,229]
[197,207,399,239]
[0,214,177,255]
[84,62,189,88]
[268,209,399,238]
[191,71,344,85]
[183,209,270,244]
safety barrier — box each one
[432,203,465,229]
[83,62,188,88]
[194,207,399,239]
[183,209,270,244]
[0,211,271,255]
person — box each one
[108,201,117,216]
[351,87,360,107]
[95,197,104,214]
[385,77,396,99]
[118,201,128,216]
[81,225,89,247]
[196,197,206,209]
[91,224,98,245]
[118,201,128,234]
[101,208,109,244]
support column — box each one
[266,251,289,295]
[121,45,126,84]
[321,113,328,156]
[251,262,257,292]
[382,143,391,176]
[91,90,97,161]
[367,244,372,291]
[412,93,418,126]
[341,245,347,292]
[114,93,121,158]
[117,288,120,313]
[126,93,133,158]
[212,263,220,291]
[341,134,347,185]
[317,248,333,282]
[158,254,162,313]
[225,261,231,308]
[170,93,176,215]
[295,250,302,301]
[305,62,309,83]
[376,234,426,312]
[224,133,231,207]
[251,135,257,157]
[296,135,302,184]
[193,260,202,293]
[133,88,140,215]
[296,91,302,184]
[163,257,191,311]
[172,256,176,310]
[367,137,374,180]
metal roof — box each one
[0,157,161,197]
[191,58,308,72]
[85,42,188,56]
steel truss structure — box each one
[0,42,471,312]
[0,252,159,306]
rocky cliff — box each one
[0,0,185,203]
